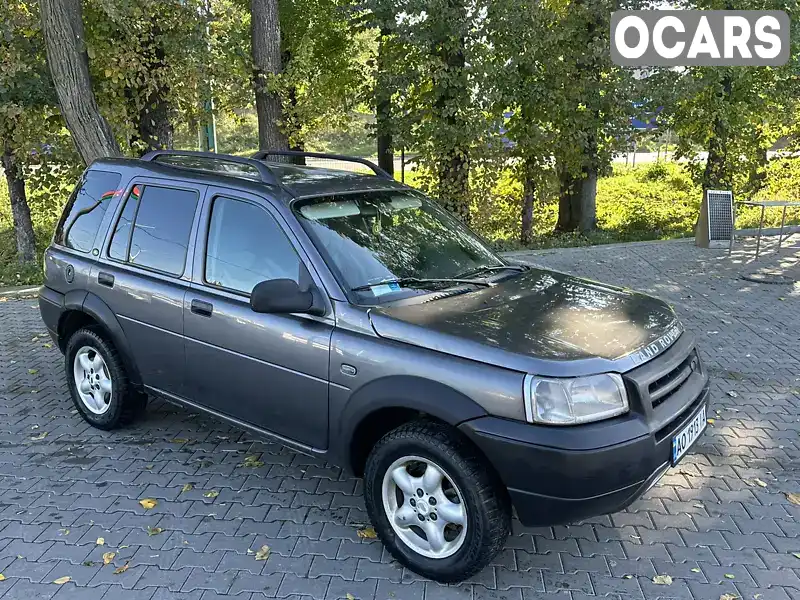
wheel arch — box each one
[337,375,488,476]
[58,292,143,389]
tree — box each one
[547,0,635,233]
[375,24,394,177]
[1,0,78,264]
[39,0,120,164]
[366,0,491,222]
[651,0,799,200]
[251,0,290,151]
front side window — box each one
[108,184,198,276]
[54,170,122,253]
[294,190,502,300]
[205,196,302,295]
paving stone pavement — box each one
[1,235,800,600]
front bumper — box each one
[459,352,710,527]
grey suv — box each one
[39,150,710,582]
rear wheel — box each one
[363,420,511,583]
[65,328,146,430]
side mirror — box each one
[250,279,325,316]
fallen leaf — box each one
[28,369,38,375]
[82,561,95,567]
[43,343,52,349]
[623,574,633,579]
[254,545,270,561]
[0,574,5,581]
[787,493,800,505]
[171,438,188,444]
[53,576,71,585]
[691,568,701,573]
[146,526,163,537]
[58,528,69,535]
[113,562,129,575]
[357,527,377,539]
[707,418,715,425]
[724,573,735,579]
[241,454,265,468]
[346,594,356,600]
[180,483,193,493]
[652,575,673,585]
[754,479,768,488]
[203,490,219,499]
[726,390,738,398]
[719,594,739,600]
[102,552,116,565]
[139,498,158,510]
[96,537,105,546]
[793,552,800,559]
[29,432,47,441]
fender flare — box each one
[334,375,487,469]
[60,292,143,388]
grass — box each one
[3,157,800,287]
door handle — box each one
[190,299,213,317]
[97,272,114,287]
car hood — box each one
[367,268,681,374]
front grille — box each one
[648,350,697,408]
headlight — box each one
[523,373,628,425]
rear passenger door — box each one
[184,189,333,449]
[91,178,205,397]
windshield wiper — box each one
[454,264,528,279]
[351,277,494,292]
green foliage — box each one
[648,0,800,194]
[0,175,70,286]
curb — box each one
[0,285,39,298]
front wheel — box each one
[363,421,511,583]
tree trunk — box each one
[1,141,36,264]
[520,159,535,245]
[251,0,289,152]
[39,0,121,164]
[555,166,598,234]
[376,27,394,178]
[578,166,597,233]
[135,26,173,153]
[556,171,579,232]
[435,30,470,222]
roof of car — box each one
[91,152,409,203]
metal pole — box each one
[779,204,787,249]
[401,147,405,183]
[755,203,765,260]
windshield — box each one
[294,190,504,299]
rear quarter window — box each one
[54,170,122,253]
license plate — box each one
[671,404,707,465]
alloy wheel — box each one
[381,455,468,559]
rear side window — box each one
[54,170,122,253]
[108,184,198,276]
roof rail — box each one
[140,150,279,186]
[251,150,393,180]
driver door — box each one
[184,188,333,449]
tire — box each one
[363,420,511,583]
[65,327,146,430]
